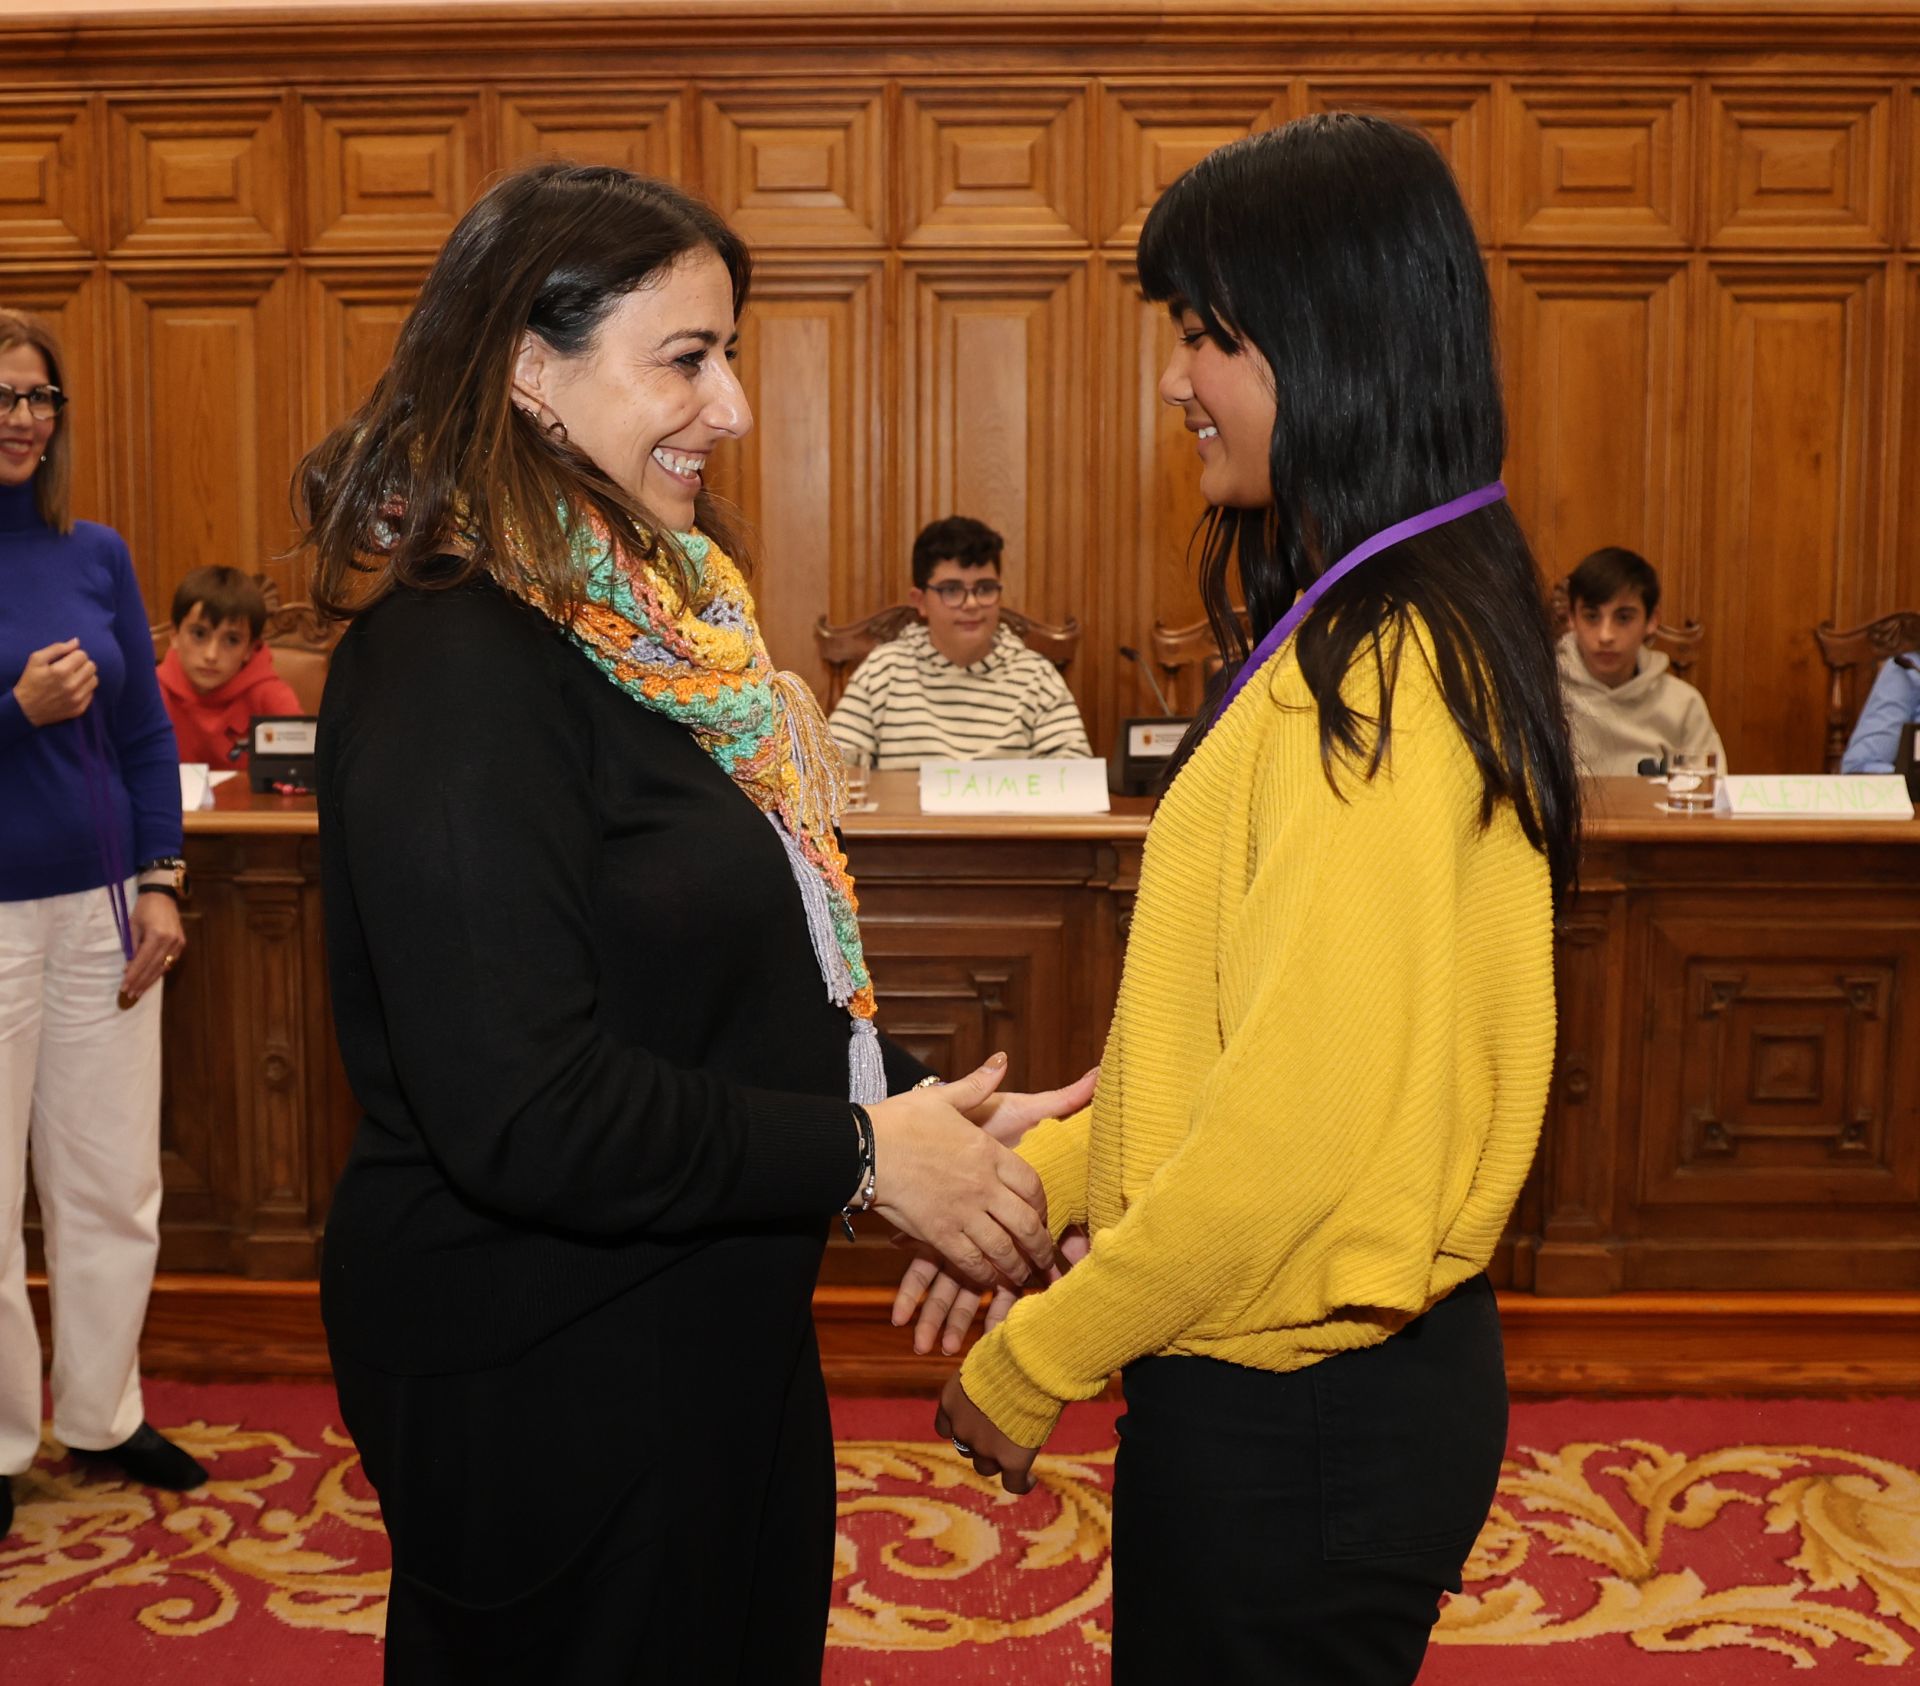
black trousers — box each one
[330,1232,834,1686]
[1112,1275,1507,1684]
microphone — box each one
[1119,645,1175,716]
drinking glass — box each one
[1667,750,1719,814]
[840,749,872,812]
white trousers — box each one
[0,883,162,1474]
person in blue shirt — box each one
[1840,655,1920,774]
[0,307,205,1545]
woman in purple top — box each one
[0,307,204,1544]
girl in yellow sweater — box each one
[898,113,1581,1682]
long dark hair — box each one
[299,162,753,620]
[1139,114,1580,913]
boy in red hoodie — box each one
[157,567,303,770]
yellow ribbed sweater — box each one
[960,628,1558,1448]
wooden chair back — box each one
[1814,611,1920,771]
[1147,609,1252,716]
[812,603,1081,709]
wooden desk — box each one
[127,771,1148,1280]
[33,772,1919,1390]
[1531,776,1920,1296]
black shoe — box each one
[78,1422,207,1491]
[1,1475,11,1540]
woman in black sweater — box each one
[300,164,1077,1683]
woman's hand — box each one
[121,892,184,1004]
[936,1371,1040,1495]
[895,1225,1090,1355]
[13,638,97,726]
[866,1054,1054,1290]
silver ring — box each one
[951,1436,975,1457]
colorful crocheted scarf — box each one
[520,515,885,1105]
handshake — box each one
[859,1052,1098,1495]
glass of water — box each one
[840,748,871,812]
[1667,750,1719,814]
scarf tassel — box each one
[849,1017,886,1107]
[771,815,855,1004]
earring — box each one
[544,414,568,445]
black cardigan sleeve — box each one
[324,588,860,1239]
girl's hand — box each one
[960,1066,1099,1147]
[937,1371,1041,1495]
[895,1224,1090,1355]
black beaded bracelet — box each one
[839,1102,877,1241]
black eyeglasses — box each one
[925,578,1003,607]
[0,384,66,422]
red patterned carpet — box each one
[2,1381,1916,1682]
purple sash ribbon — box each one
[1208,480,1508,732]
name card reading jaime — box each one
[1714,774,1915,820]
[919,758,1112,815]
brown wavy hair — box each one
[299,162,754,621]
[0,307,73,534]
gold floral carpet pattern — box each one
[0,1385,1914,1682]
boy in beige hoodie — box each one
[1557,546,1725,777]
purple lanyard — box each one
[77,706,135,962]
[1209,480,1508,730]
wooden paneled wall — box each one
[5,3,1920,769]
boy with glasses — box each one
[829,516,1091,769]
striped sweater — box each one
[960,626,1558,1448]
[827,623,1091,769]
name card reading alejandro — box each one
[918,758,1111,816]
[1714,773,1914,820]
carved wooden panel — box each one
[1099,259,1209,739]
[109,268,298,615]
[498,88,684,180]
[0,269,108,526]
[155,889,232,1272]
[901,84,1090,246]
[1098,83,1280,246]
[301,92,487,253]
[0,99,94,257]
[1533,897,1627,1295]
[1503,260,1686,583]
[697,86,884,244]
[1499,84,1692,247]
[1303,82,1493,232]
[106,96,289,255]
[724,258,884,695]
[303,267,422,440]
[855,910,1067,1090]
[900,261,1090,642]
[1637,908,1920,1210]
[1707,87,1893,249]
[1898,261,1920,619]
[235,881,317,1275]
[1698,263,1884,774]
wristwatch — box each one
[136,855,190,901]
